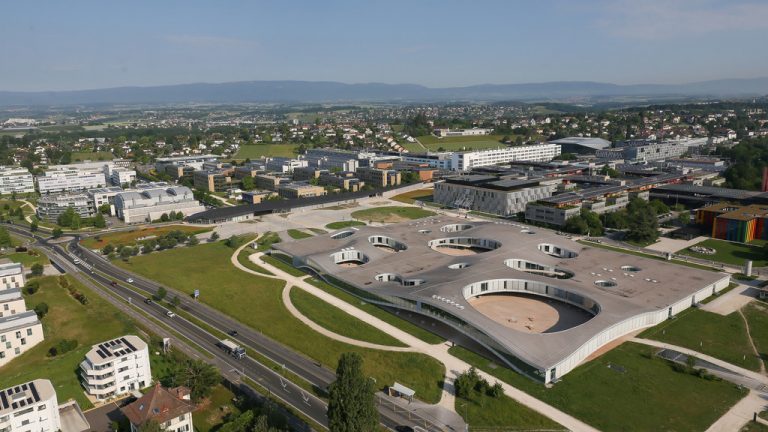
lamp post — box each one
[459,402,469,432]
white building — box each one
[154,154,220,172]
[0,292,44,367]
[36,193,95,222]
[36,168,107,194]
[80,335,151,400]
[0,166,35,195]
[88,186,125,215]
[402,144,561,171]
[0,263,24,291]
[110,168,137,186]
[264,157,308,174]
[433,127,493,137]
[114,186,205,224]
[0,379,60,432]
[122,384,194,432]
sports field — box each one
[234,144,299,159]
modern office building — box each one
[233,162,265,179]
[355,167,401,188]
[254,174,283,191]
[434,175,560,217]
[433,127,493,137]
[548,137,611,154]
[122,384,194,432]
[164,164,196,180]
[154,155,220,173]
[241,191,275,205]
[696,203,768,243]
[305,148,375,171]
[0,166,35,195]
[319,172,364,192]
[114,186,205,224]
[276,217,730,384]
[265,157,308,174]
[277,182,327,199]
[0,262,24,291]
[36,167,107,194]
[80,335,151,400]
[110,168,137,186]
[193,170,232,192]
[88,186,125,215]
[0,380,61,432]
[292,167,324,181]
[36,193,96,222]
[596,139,707,162]
[400,144,561,171]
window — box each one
[0,352,4,359]
[26,329,32,336]
[14,347,20,355]
[5,342,11,349]
[15,331,21,339]
[0,335,4,342]
[3,304,7,311]
[37,404,46,411]
[20,338,26,345]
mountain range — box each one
[1,77,768,106]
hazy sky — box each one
[2,0,768,91]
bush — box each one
[30,263,44,277]
[34,302,49,318]
[24,280,40,295]
[47,339,78,357]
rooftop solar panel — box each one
[29,382,39,402]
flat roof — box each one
[275,217,727,372]
[85,335,146,365]
[0,379,54,416]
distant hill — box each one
[1,77,768,106]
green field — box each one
[390,189,434,204]
[80,225,212,249]
[260,253,305,277]
[236,245,273,275]
[351,206,436,223]
[287,229,313,239]
[193,384,242,432]
[325,220,366,230]
[679,238,768,267]
[71,151,115,162]
[0,276,141,409]
[1,249,50,267]
[234,144,299,159]
[115,242,446,403]
[743,302,768,364]
[290,288,406,347]
[449,343,746,431]
[457,390,563,430]
[640,308,761,371]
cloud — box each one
[595,0,768,39]
[163,34,259,50]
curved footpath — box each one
[230,240,600,432]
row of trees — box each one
[563,198,670,244]
[57,207,106,229]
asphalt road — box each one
[8,224,438,431]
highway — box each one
[7,224,440,431]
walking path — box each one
[739,308,766,375]
[232,244,599,432]
[702,283,757,316]
[705,390,766,432]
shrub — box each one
[34,302,49,318]
[24,280,40,295]
[48,339,78,357]
[30,263,44,277]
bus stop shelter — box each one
[387,382,415,403]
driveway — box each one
[84,400,128,432]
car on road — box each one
[228,330,238,336]
[110,281,118,286]
[126,278,134,283]
[166,311,175,318]
[144,298,152,304]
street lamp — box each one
[459,402,469,432]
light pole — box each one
[460,402,469,432]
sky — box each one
[2,0,768,92]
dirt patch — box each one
[469,293,593,334]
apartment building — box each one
[278,183,327,199]
[355,167,401,188]
[114,186,205,224]
[0,380,60,432]
[36,168,107,194]
[36,193,96,222]
[0,287,44,367]
[0,262,25,291]
[110,168,137,186]
[122,384,194,432]
[80,335,151,400]
[0,166,35,195]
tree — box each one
[626,198,659,244]
[186,236,199,246]
[52,227,63,239]
[170,295,180,308]
[102,244,115,255]
[120,247,133,261]
[155,286,167,301]
[172,359,220,402]
[327,352,378,432]
[93,213,106,228]
[649,199,670,215]
[57,207,75,227]
[241,176,255,190]
[70,213,81,230]
[210,232,220,242]
[564,214,589,235]
[160,213,170,222]
[0,227,11,247]
[34,302,49,318]
[99,203,111,214]
[599,165,619,178]
[30,220,38,232]
[30,263,44,276]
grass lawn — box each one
[71,151,115,162]
[261,253,305,277]
[1,249,50,267]
[234,144,298,159]
[0,275,141,409]
[351,206,436,223]
[456,390,563,430]
[306,277,444,344]
[640,308,761,371]
[743,302,768,364]
[80,225,212,249]
[236,246,273,275]
[449,343,747,431]
[325,220,366,230]
[390,189,433,204]
[254,231,281,251]
[287,229,313,240]
[289,288,407,347]
[115,242,446,403]
[742,421,768,432]
[415,134,511,152]
[307,228,327,235]
[679,238,768,267]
